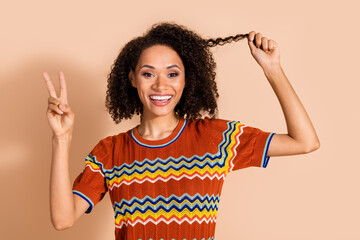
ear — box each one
[128,70,136,88]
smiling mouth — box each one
[149,95,173,101]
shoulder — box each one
[87,129,135,169]
[185,117,240,136]
[187,116,237,128]
[182,117,243,148]
[88,135,115,162]
[94,128,134,151]
[93,134,116,149]
[97,127,134,146]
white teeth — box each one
[150,95,172,101]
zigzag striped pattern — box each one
[113,193,220,229]
[83,121,248,228]
[84,121,246,190]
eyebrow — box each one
[140,64,182,70]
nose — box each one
[152,74,168,91]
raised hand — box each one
[43,71,75,138]
[247,31,281,73]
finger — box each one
[48,96,61,105]
[247,35,257,52]
[271,40,279,48]
[247,31,257,51]
[248,31,255,41]
[48,103,64,115]
[255,33,263,48]
[261,37,269,51]
[43,72,58,98]
[58,103,70,113]
[268,40,274,50]
[58,71,68,104]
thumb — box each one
[59,103,70,113]
[247,37,257,53]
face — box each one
[129,45,185,119]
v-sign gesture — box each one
[43,71,75,138]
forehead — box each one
[137,45,184,69]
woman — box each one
[43,22,320,240]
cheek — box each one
[174,77,186,91]
[177,81,186,95]
[135,81,148,94]
[135,85,147,101]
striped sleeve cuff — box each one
[261,133,275,168]
[73,190,94,214]
[250,132,276,168]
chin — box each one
[145,106,176,118]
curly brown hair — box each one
[105,21,249,123]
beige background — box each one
[1,0,359,239]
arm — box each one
[43,71,89,230]
[264,66,320,156]
[246,31,320,157]
[50,135,90,230]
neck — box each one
[137,112,180,140]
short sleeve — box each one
[229,122,275,172]
[72,136,114,214]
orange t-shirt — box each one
[72,117,275,240]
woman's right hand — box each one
[43,71,75,138]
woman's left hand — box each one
[247,31,281,73]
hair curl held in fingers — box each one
[105,21,249,123]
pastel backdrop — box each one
[1,0,359,239]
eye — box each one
[142,72,153,78]
[169,73,179,78]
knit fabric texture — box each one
[72,117,275,240]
